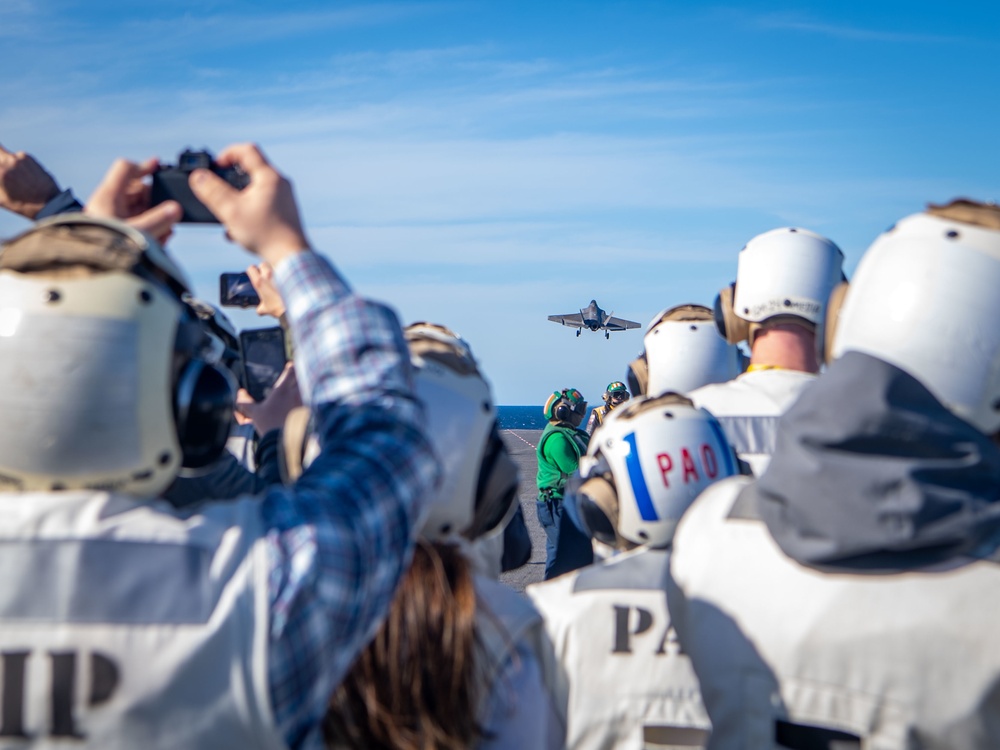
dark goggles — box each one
[608,391,629,404]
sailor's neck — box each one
[748,323,819,374]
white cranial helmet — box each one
[0,215,235,496]
[640,304,744,396]
[405,323,519,542]
[715,227,845,344]
[828,199,1000,434]
[566,393,739,550]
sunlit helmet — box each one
[714,227,845,344]
[405,323,519,542]
[638,304,744,396]
[826,199,1000,434]
[0,215,235,496]
[565,393,738,550]
[604,381,630,406]
[543,388,588,427]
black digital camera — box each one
[151,149,249,223]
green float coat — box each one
[536,423,590,500]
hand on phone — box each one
[235,363,301,436]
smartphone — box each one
[240,327,287,402]
[219,272,261,308]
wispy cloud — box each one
[756,14,966,44]
[2,3,992,402]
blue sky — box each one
[2,1,998,405]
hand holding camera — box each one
[190,143,310,265]
[85,157,181,243]
[86,144,309,267]
[150,149,248,224]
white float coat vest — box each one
[688,370,815,475]
[668,476,1000,750]
[472,575,559,749]
[527,547,709,750]
[0,490,284,750]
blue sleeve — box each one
[260,251,438,749]
[35,189,83,219]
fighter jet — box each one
[548,300,641,339]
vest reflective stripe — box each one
[572,544,667,593]
[714,415,779,460]
[0,540,212,623]
[528,548,709,750]
[0,491,284,750]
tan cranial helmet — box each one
[0,215,235,496]
[404,322,519,542]
[826,199,1000,434]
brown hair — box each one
[323,540,485,750]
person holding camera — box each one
[0,143,438,748]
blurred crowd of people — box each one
[1,140,999,749]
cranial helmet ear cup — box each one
[574,475,621,548]
[554,400,572,423]
[627,354,648,397]
[175,360,236,470]
[713,283,751,345]
[821,280,851,365]
[465,424,520,540]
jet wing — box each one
[604,316,641,331]
[548,313,586,328]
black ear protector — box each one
[626,354,648,397]
[174,360,236,470]
[713,282,751,344]
[817,280,851,366]
[173,315,237,471]
[554,399,574,423]
[465,422,520,540]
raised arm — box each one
[192,143,439,748]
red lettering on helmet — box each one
[681,448,699,483]
[657,453,673,487]
[701,444,718,479]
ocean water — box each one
[496,405,549,430]
[497,405,595,430]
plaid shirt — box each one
[263,251,438,748]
